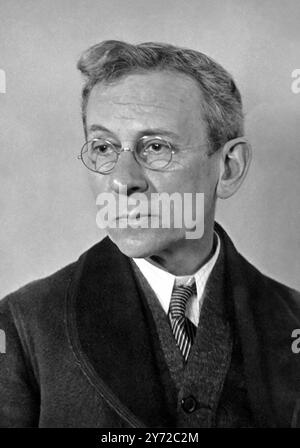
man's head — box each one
[76,41,251,271]
[77,40,244,153]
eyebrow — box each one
[88,124,112,134]
[87,124,180,140]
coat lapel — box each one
[66,236,174,427]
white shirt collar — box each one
[132,233,221,326]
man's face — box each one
[85,70,220,258]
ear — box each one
[216,137,252,199]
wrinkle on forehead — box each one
[86,72,207,143]
[107,101,172,111]
[96,97,186,122]
[91,72,200,110]
[111,113,138,121]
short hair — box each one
[77,40,244,152]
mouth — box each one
[113,212,160,227]
[116,213,154,221]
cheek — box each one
[148,170,201,195]
[198,162,220,213]
[195,154,219,187]
[198,164,218,193]
[163,162,217,195]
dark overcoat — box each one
[0,224,300,427]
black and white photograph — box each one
[0,0,300,432]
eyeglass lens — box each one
[81,137,173,173]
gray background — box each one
[0,0,299,298]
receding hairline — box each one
[86,68,208,106]
[83,67,210,135]
[90,63,209,91]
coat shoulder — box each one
[216,222,300,320]
[0,260,78,319]
[0,238,112,323]
[235,249,300,320]
[244,252,299,297]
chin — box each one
[107,227,183,258]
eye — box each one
[92,143,108,154]
[91,140,114,155]
[143,140,170,154]
[148,142,165,152]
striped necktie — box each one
[168,282,197,362]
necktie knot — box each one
[169,283,196,319]
[168,281,197,362]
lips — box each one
[113,212,161,229]
[116,212,150,220]
[115,213,158,224]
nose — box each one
[108,150,148,196]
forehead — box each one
[85,70,206,134]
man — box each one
[0,40,299,428]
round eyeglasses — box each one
[78,136,176,174]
